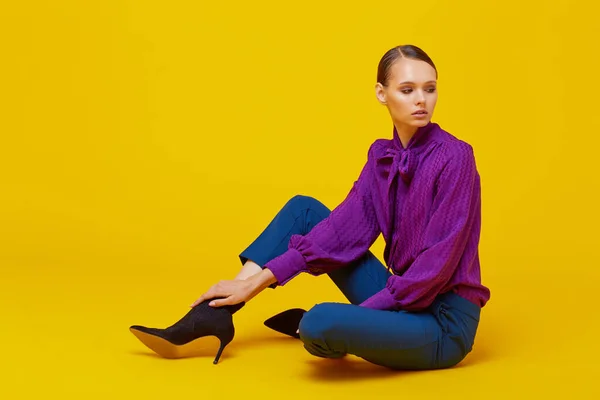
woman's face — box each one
[375,58,438,131]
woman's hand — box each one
[190,279,254,308]
[190,268,278,308]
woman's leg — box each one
[237,194,390,301]
[238,194,330,275]
[298,292,481,370]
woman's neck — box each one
[394,122,418,149]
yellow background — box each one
[1,0,598,398]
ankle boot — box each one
[129,299,244,364]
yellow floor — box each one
[2,230,598,399]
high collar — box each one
[377,121,438,187]
[392,121,436,152]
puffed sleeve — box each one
[264,142,381,286]
[359,143,480,311]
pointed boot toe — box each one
[263,308,306,339]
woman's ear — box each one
[374,83,387,105]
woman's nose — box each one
[415,90,426,104]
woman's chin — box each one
[396,115,432,127]
[411,118,431,126]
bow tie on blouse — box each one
[376,122,436,251]
[379,147,418,186]
[378,122,435,187]
[376,145,418,264]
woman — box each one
[130,44,491,370]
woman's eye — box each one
[400,88,436,94]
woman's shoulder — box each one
[361,138,392,162]
[431,125,477,165]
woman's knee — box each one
[298,302,339,340]
[284,194,330,216]
[298,303,346,358]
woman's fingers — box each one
[191,296,210,307]
[190,289,216,308]
[190,296,205,308]
[208,296,237,307]
[190,281,233,308]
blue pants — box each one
[239,195,481,370]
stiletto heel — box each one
[213,341,227,364]
[129,299,244,364]
[263,308,306,339]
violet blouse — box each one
[264,121,491,312]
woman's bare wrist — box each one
[257,268,278,288]
[242,268,277,301]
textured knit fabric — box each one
[263,121,491,312]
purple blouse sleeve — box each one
[264,143,381,286]
[359,143,480,311]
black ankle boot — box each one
[129,299,245,364]
[263,308,306,339]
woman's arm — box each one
[264,141,382,286]
[193,142,383,308]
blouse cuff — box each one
[264,248,306,286]
[359,288,397,310]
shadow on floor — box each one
[127,328,497,374]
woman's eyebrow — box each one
[398,80,437,85]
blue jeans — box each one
[239,195,481,370]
